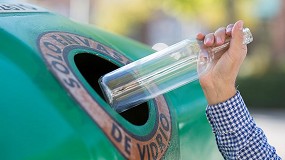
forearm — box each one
[206,91,281,159]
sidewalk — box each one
[252,110,285,158]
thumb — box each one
[228,20,247,59]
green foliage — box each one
[237,69,285,109]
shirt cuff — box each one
[206,91,255,135]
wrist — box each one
[202,85,236,105]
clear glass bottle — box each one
[99,28,253,112]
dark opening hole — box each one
[74,53,149,126]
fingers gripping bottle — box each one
[99,28,253,112]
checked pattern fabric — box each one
[206,91,281,160]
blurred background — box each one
[21,0,285,158]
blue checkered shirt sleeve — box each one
[206,91,281,160]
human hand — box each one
[196,20,248,105]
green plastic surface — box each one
[0,2,222,160]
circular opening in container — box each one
[74,53,149,126]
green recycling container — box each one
[0,2,222,160]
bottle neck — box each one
[197,28,253,76]
[203,27,253,59]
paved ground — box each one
[252,110,285,158]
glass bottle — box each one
[99,28,253,112]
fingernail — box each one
[226,27,232,33]
[205,37,211,44]
[237,21,244,30]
